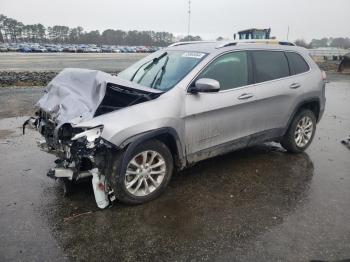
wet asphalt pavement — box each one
[0,74,349,261]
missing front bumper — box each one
[23,116,117,209]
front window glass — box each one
[118,50,207,91]
[197,51,249,90]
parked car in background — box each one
[90,47,102,53]
[76,45,86,53]
[0,42,161,53]
[19,46,32,52]
[31,46,47,52]
[101,46,112,53]
[46,45,59,52]
[57,45,64,52]
[111,47,121,53]
[8,44,20,52]
[62,45,70,52]
[68,46,77,52]
[0,45,8,52]
[119,46,128,53]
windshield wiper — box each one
[150,56,169,89]
[130,52,168,82]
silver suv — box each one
[25,40,326,208]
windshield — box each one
[118,50,207,91]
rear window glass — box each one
[285,52,310,75]
[252,51,289,83]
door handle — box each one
[290,83,301,89]
[238,93,254,100]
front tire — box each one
[281,109,316,153]
[112,139,173,204]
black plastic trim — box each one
[284,97,321,135]
[119,127,185,174]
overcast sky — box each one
[1,0,349,41]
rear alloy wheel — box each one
[294,116,314,147]
[281,109,316,153]
[113,139,173,204]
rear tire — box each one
[281,109,316,153]
[112,139,173,204]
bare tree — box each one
[0,14,6,42]
[180,35,202,42]
[330,37,350,49]
[0,13,176,46]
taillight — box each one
[321,70,327,82]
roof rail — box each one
[216,39,295,48]
[168,41,216,47]
[215,42,237,48]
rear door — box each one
[248,50,300,139]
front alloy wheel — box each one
[125,150,166,197]
[113,139,173,204]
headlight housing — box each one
[72,125,104,143]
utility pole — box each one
[187,0,191,40]
[287,26,290,41]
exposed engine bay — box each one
[24,68,161,208]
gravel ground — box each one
[0,71,119,87]
[0,71,59,87]
[0,53,147,86]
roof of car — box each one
[167,40,307,54]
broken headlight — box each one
[71,125,104,148]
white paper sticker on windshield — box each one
[182,52,206,59]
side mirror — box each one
[189,78,220,94]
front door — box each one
[184,51,259,159]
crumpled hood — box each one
[36,68,161,125]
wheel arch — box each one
[119,127,186,171]
[286,98,321,132]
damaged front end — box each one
[23,68,162,209]
[25,114,117,209]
